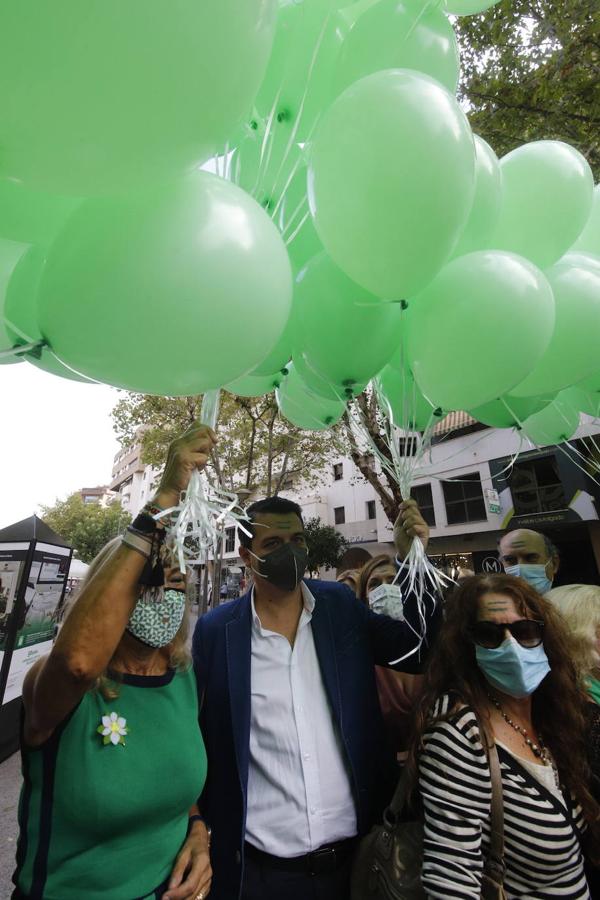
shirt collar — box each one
[250,582,316,635]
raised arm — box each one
[23,424,216,745]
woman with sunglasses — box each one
[411,574,600,898]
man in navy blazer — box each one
[192,495,438,900]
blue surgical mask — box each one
[476,636,551,698]
[504,563,552,595]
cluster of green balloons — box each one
[1,0,598,460]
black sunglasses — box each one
[471,619,544,649]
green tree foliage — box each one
[39,494,131,563]
[456,0,599,177]
[111,390,344,496]
[304,516,348,575]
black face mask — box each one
[250,543,309,592]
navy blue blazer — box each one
[192,578,438,900]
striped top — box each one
[418,695,589,899]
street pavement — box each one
[0,751,20,898]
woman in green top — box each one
[13,425,217,900]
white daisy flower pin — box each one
[97,711,128,746]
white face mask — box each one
[368,583,404,620]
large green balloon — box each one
[294,252,403,392]
[334,0,460,96]
[578,369,600,395]
[452,136,502,257]
[406,251,555,411]
[521,395,580,448]
[38,171,293,395]
[254,0,346,144]
[445,0,500,13]
[225,371,284,398]
[470,394,554,429]
[0,237,29,353]
[490,141,594,269]
[4,246,95,383]
[511,253,600,398]
[276,362,346,430]
[0,0,277,194]
[375,364,440,430]
[0,178,80,246]
[573,184,600,257]
[560,386,600,420]
[293,347,368,401]
[308,69,476,299]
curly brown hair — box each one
[409,574,600,843]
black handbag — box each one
[351,740,506,900]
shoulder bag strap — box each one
[484,741,506,887]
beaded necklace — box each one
[488,694,557,774]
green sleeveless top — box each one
[14,667,207,900]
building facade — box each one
[108,416,600,589]
[110,428,160,518]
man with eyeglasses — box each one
[498,528,559,595]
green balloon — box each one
[254,0,346,144]
[452,136,502,257]
[511,253,600,398]
[293,347,368,401]
[308,69,476,299]
[0,178,80,246]
[406,251,555,411]
[0,0,277,194]
[38,171,293,395]
[573,184,600,256]
[0,237,29,352]
[335,0,459,96]
[578,369,600,395]
[521,395,580,448]
[375,364,440,430]
[294,252,404,390]
[225,371,284,398]
[470,394,553,429]
[560,386,600,420]
[445,0,500,14]
[4,246,95,383]
[490,141,594,269]
[276,362,346,430]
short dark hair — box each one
[238,496,304,549]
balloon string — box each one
[266,13,333,222]
[281,193,308,239]
[285,208,311,246]
[0,340,47,360]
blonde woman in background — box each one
[547,583,600,891]
[12,426,215,900]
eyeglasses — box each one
[471,619,544,649]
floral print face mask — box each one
[127,588,186,648]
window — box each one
[398,436,418,457]
[510,457,565,515]
[333,463,343,481]
[224,527,236,553]
[366,500,376,520]
[442,473,486,525]
[410,484,436,527]
[334,506,345,525]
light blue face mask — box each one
[476,636,551,699]
[504,563,553,595]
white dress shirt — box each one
[245,583,358,857]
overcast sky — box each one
[0,361,121,529]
